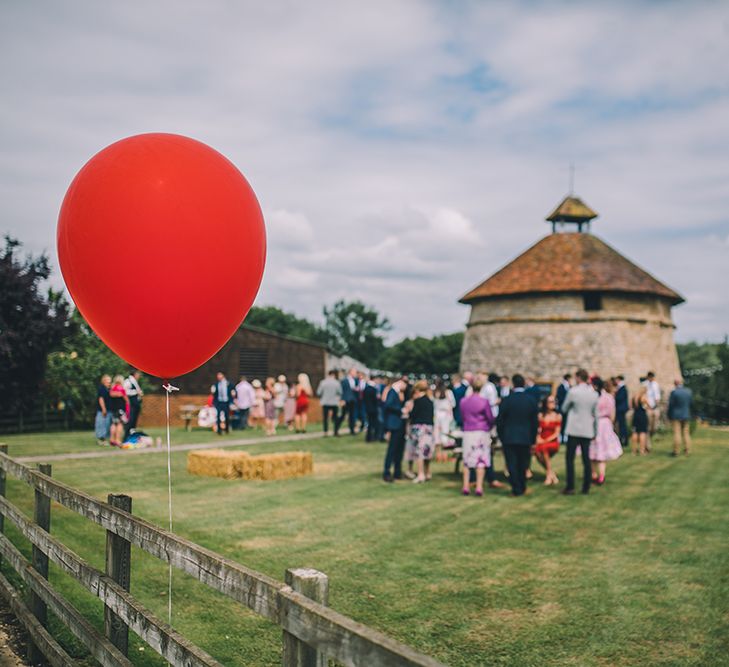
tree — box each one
[677,340,728,422]
[0,236,72,415]
[43,310,133,425]
[244,305,327,343]
[709,339,729,422]
[380,332,463,375]
[323,300,392,366]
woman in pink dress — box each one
[250,379,265,430]
[589,377,623,485]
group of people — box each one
[315,368,382,439]
[94,370,144,446]
[208,372,313,436]
[94,366,693,486]
[350,366,693,497]
[556,370,692,459]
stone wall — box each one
[467,293,674,326]
[461,292,681,392]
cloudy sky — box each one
[2,1,728,343]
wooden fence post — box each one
[0,444,6,569]
[28,462,52,664]
[105,494,132,656]
[282,568,329,667]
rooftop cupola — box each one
[546,195,598,233]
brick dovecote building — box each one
[459,195,684,390]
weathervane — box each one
[568,162,575,195]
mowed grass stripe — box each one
[0,427,727,666]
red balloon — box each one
[57,133,266,379]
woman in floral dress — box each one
[458,376,496,496]
[404,380,435,483]
[589,377,623,483]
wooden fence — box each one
[0,445,444,667]
[0,407,72,435]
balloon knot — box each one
[162,383,180,393]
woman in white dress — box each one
[433,380,455,462]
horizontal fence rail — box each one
[0,448,444,667]
[0,530,133,667]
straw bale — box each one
[238,451,313,481]
[187,449,250,480]
[187,449,312,481]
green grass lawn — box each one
[1,427,728,666]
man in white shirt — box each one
[499,376,511,399]
[644,371,661,437]
[123,370,143,436]
[234,376,255,430]
[273,375,288,426]
[479,372,500,417]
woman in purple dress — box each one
[589,377,623,484]
[459,377,496,497]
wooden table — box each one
[444,430,503,475]
[180,405,200,432]
[442,431,464,474]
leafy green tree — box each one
[379,332,463,375]
[0,236,71,415]
[43,310,133,424]
[677,340,728,422]
[710,339,729,422]
[323,299,391,365]
[244,305,327,343]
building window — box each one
[583,293,603,311]
[238,348,268,379]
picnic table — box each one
[443,430,464,474]
[180,404,200,431]
[443,429,503,475]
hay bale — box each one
[187,449,250,480]
[238,451,313,481]
[187,449,312,481]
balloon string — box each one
[162,382,179,625]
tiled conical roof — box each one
[546,196,598,223]
[460,233,684,304]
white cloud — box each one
[1,1,728,343]
[265,209,315,248]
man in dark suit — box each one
[555,374,572,443]
[614,375,629,447]
[452,372,472,428]
[210,372,235,435]
[337,368,359,435]
[382,379,407,482]
[497,374,539,496]
[555,374,571,412]
[362,377,380,442]
[525,376,541,403]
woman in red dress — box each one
[294,373,312,433]
[534,395,562,485]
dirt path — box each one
[0,601,27,667]
[16,430,325,463]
